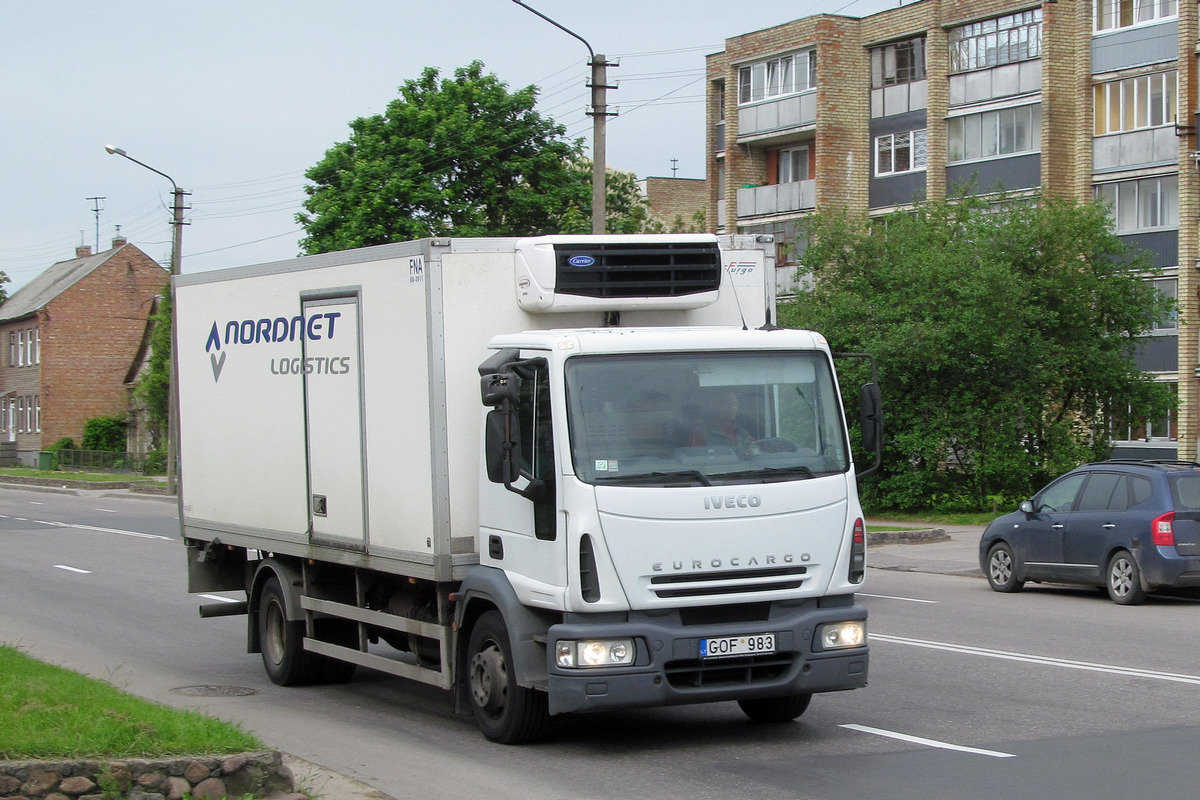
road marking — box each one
[36,520,172,541]
[54,565,92,574]
[841,724,1016,758]
[860,592,939,604]
[95,508,117,513]
[198,594,241,604]
[30,501,44,505]
[872,633,1200,685]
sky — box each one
[1,0,902,293]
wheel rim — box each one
[990,549,1013,585]
[469,640,508,719]
[1110,558,1134,597]
[264,599,286,666]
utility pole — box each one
[511,0,616,234]
[671,158,679,178]
[86,196,105,252]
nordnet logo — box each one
[204,311,346,383]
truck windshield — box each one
[564,351,850,486]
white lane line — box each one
[872,633,1200,685]
[198,594,241,604]
[95,508,117,513]
[30,501,44,505]
[841,724,1016,758]
[54,564,93,574]
[860,592,939,604]
[36,520,172,541]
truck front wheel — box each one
[466,610,549,744]
[738,693,812,723]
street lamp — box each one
[511,1,615,234]
[105,145,185,496]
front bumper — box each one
[545,599,868,715]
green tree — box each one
[136,288,171,450]
[0,270,9,304]
[298,61,586,252]
[779,193,1174,511]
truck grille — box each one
[665,653,795,689]
[553,241,721,299]
[649,566,808,599]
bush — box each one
[143,448,167,476]
[81,418,126,452]
[46,437,75,452]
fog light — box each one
[554,639,635,668]
[818,621,866,650]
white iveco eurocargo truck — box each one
[175,234,881,743]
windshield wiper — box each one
[719,465,816,482]
[594,469,712,486]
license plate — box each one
[699,633,775,659]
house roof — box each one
[0,244,149,323]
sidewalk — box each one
[866,520,985,578]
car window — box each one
[1169,474,1200,511]
[1036,473,1087,513]
[1130,475,1153,506]
[1077,473,1124,512]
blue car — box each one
[979,460,1200,604]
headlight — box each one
[816,621,866,650]
[555,639,635,668]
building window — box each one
[871,37,926,88]
[875,130,927,176]
[1095,0,1177,32]
[948,104,1041,162]
[1095,175,1178,232]
[740,219,801,266]
[1112,383,1177,441]
[7,332,13,367]
[16,397,25,433]
[950,10,1042,73]
[25,328,35,365]
[778,147,810,183]
[738,50,816,105]
[32,329,39,365]
[1150,277,1177,331]
[34,395,41,433]
[1094,71,1176,135]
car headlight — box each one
[816,621,866,650]
[555,639,635,668]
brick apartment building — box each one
[639,176,708,230]
[0,238,168,465]
[707,0,1196,459]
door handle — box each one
[1103,523,1116,529]
[1051,524,1064,529]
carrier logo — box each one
[567,255,596,267]
[203,311,344,383]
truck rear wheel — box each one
[738,693,812,723]
[466,610,549,744]
[259,576,326,686]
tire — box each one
[738,693,812,723]
[986,542,1024,593]
[258,576,326,686]
[466,610,549,744]
[1106,550,1146,605]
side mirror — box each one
[484,409,520,484]
[859,383,882,453]
[1019,500,1035,514]
[481,372,519,407]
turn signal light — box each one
[1152,511,1175,546]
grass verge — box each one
[0,467,156,483]
[0,645,262,760]
[866,510,1000,527]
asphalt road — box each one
[2,486,1198,799]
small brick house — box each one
[0,238,168,466]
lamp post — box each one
[511,0,615,234]
[105,145,184,496]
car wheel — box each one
[986,542,1024,593]
[467,610,550,744]
[738,693,812,723]
[1106,550,1146,605]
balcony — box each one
[737,92,817,141]
[736,181,815,218]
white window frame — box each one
[33,396,40,433]
[875,130,928,176]
[947,104,1042,163]
[7,332,14,367]
[1095,175,1178,232]
[738,50,816,105]
[16,397,25,433]
[1094,71,1176,135]
[1095,0,1177,32]
[32,329,39,365]
[16,331,25,367]
[778,146,810,183]
[950,10,1043,73]
[870,37,927,88]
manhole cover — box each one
[171,685,259,697]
